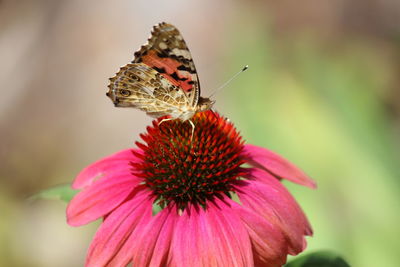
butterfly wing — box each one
[132,22,200,107]
[107,63,191,118]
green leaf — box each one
[29,184,78,203]
[230,191,242,205]
[152,202,164,216]
[285,251,351,267]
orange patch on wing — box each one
[142,50,193,92]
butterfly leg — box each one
[188,119,195,141]
[158,118,174,127]
[210,108,218,119]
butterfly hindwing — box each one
[133,22,200,107]
[107,63,191,118]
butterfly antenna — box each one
[209,65,248,98]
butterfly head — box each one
[196,97,215,113]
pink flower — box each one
[67,111,315,267]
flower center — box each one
[133,111,246,209]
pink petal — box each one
[146,209,178,267]
[85,189,153,267]
[242,144,316,188]
[66,173,141,226]
[237,168,313,255]
[131,206,177,267]
[169,200,253,267]
[73,149,141,189]
[168,205,208,266]
[107,204,178,267]
[210,198,254,266]
[231,201,287,267]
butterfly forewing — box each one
[132,22,200,107]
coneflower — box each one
[67,111,315,267]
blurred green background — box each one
[1,0,400,266]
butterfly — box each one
[106,22,215,131]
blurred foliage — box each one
[285,251,350,267]
[224,15,400,267]
[29,184,77,203]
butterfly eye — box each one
[120,89,131,97]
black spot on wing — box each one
[177,65,195,74]
[153,66,166,74]
[157,52,168,58]
[156,49,171,58]
[170,72,180,80]
[170,72,188,82]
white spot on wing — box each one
[172,48,191,59]
[159,42,167,50]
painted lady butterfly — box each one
[107,22,214,127]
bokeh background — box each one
[1,0,400,266]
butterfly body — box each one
[107,22,214,122]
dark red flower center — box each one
[133,111,246,209]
